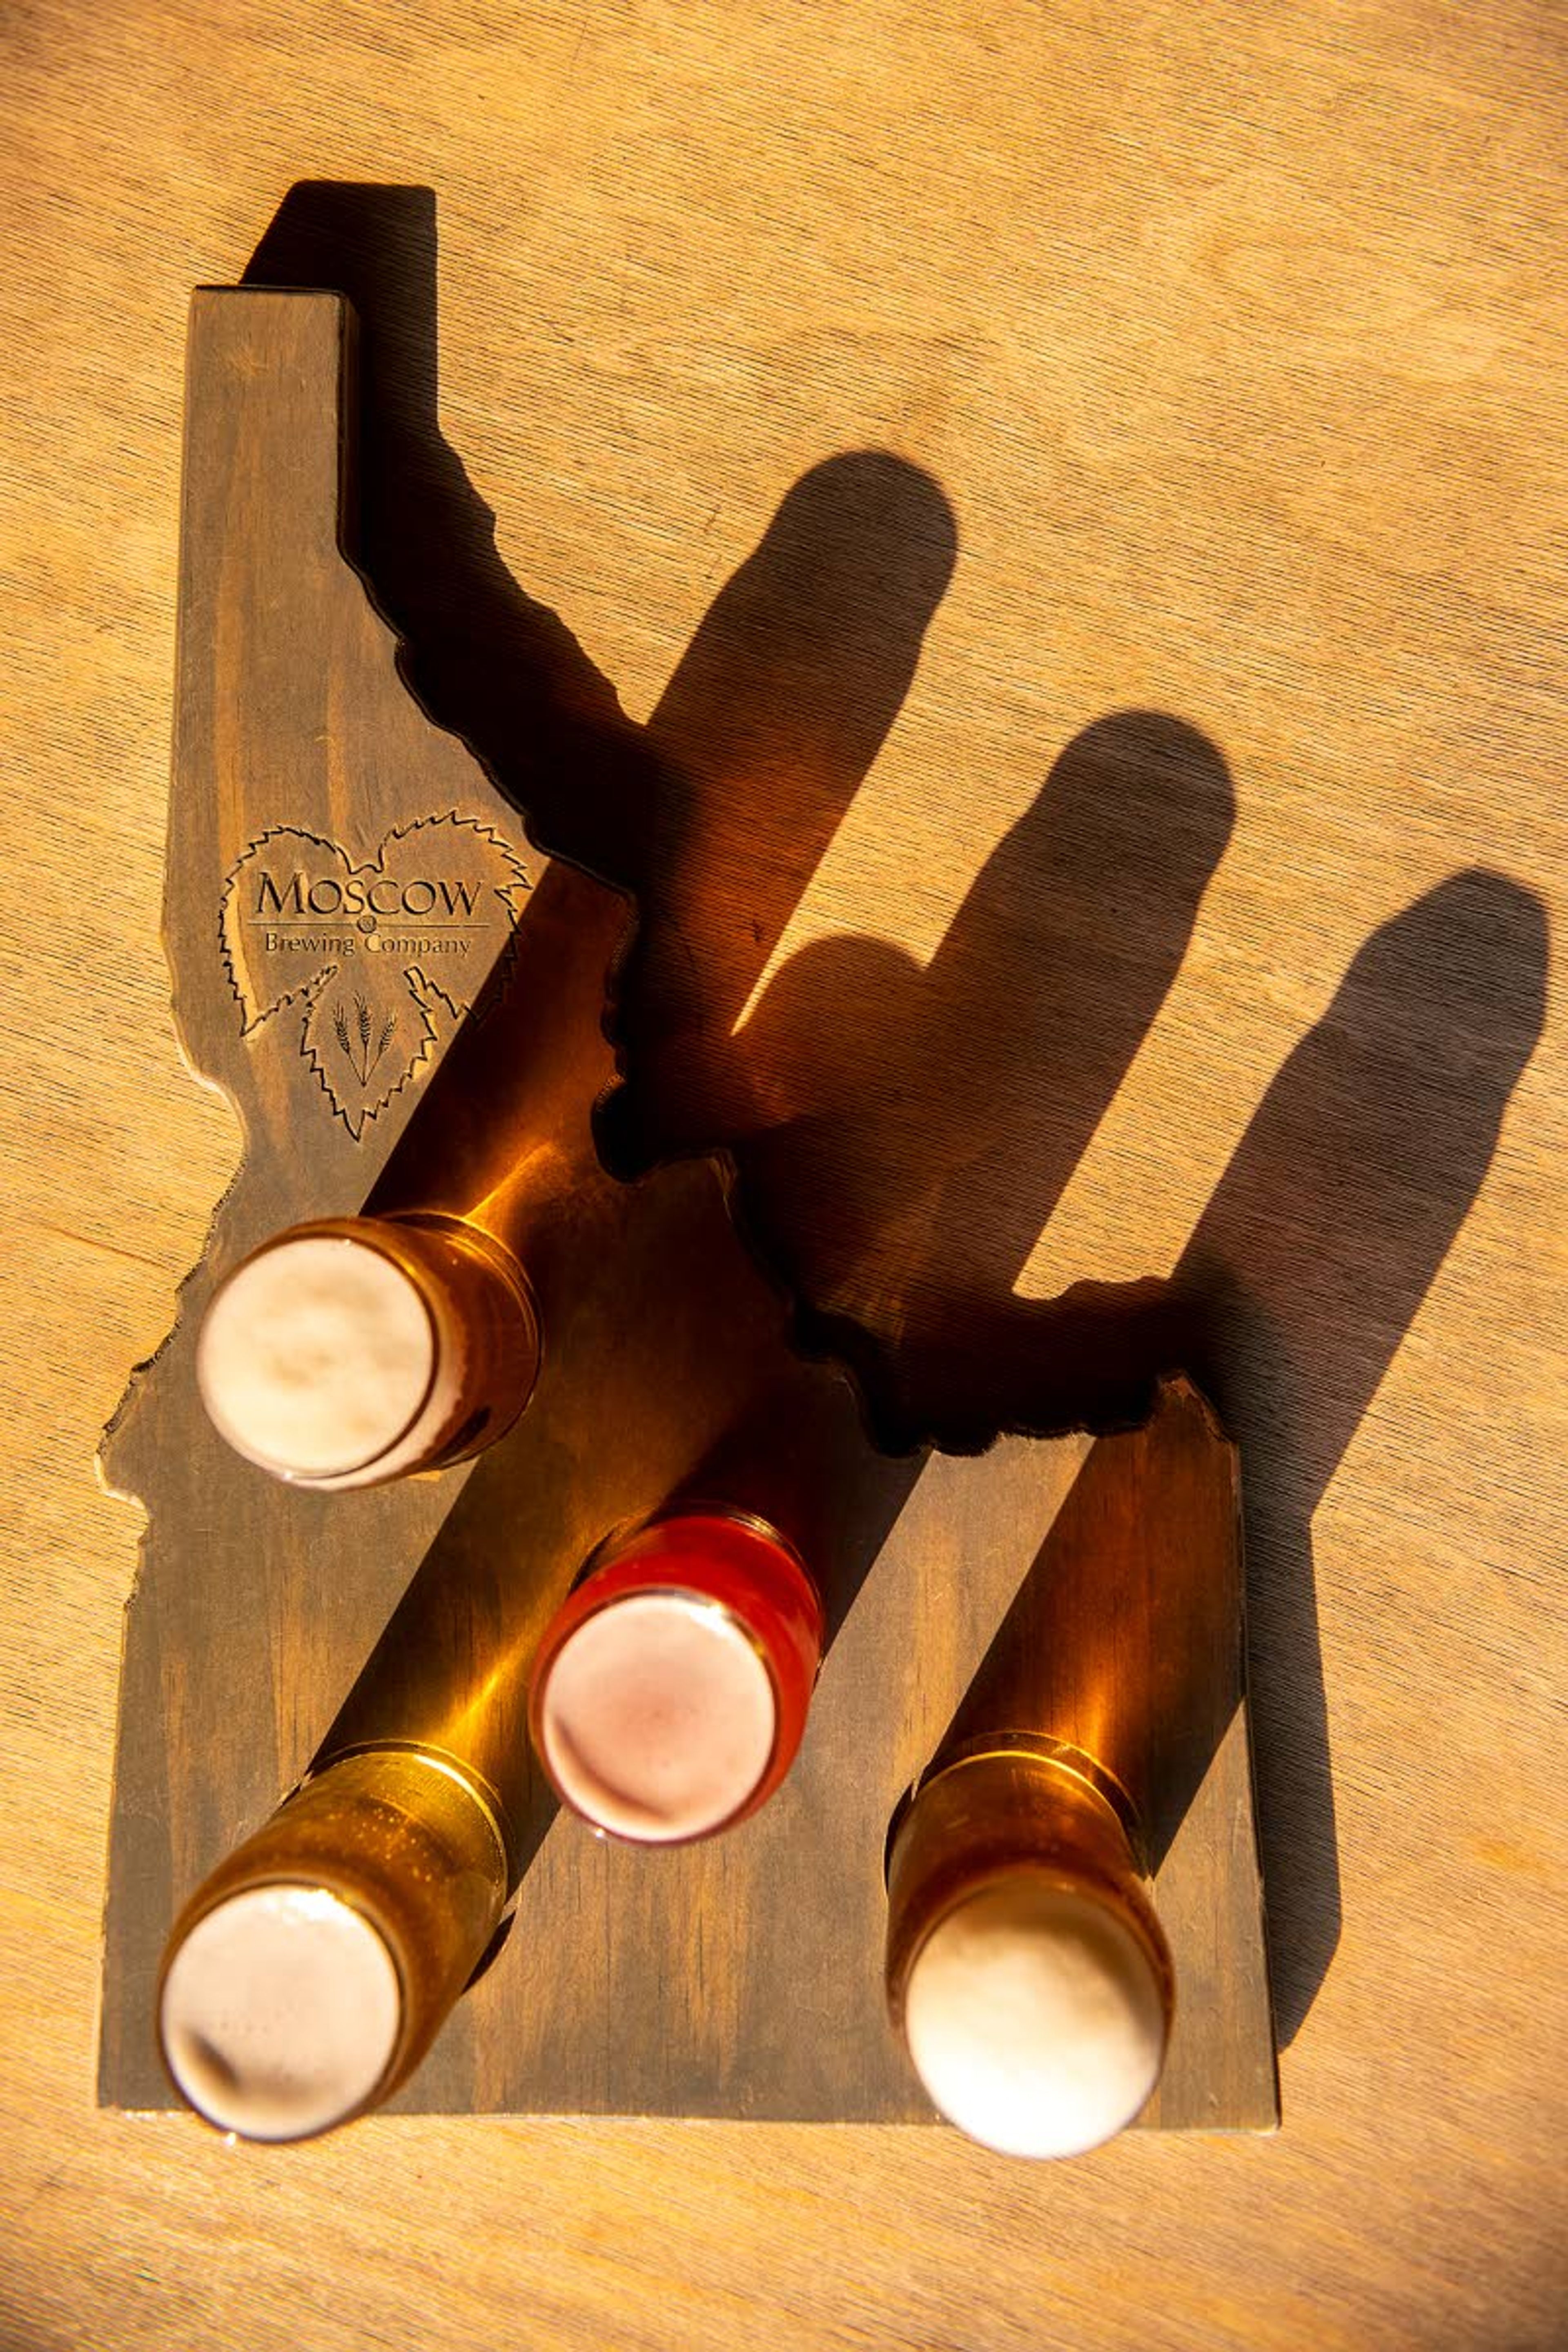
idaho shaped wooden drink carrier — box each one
[99,287,1278,2135]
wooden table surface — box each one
[3,4,1564,2347]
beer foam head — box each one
[198,1233,435,1479]
[160,1882,402,2141]
[537,1590,778,1843]
[902,1877,1167,2158]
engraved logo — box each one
[220,812,532,1138]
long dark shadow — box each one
[598,452,959,1163]
[926,868,1549,2038]
[243,180,938,1860]
[243,182,640,862]
[1166,868,1548,2038]
[243,183,956,1060]
[727,710,1234,1450]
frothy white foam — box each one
[198,1234,435,1479]
[539,1590,778,1843]
[160,1882,402,2141]
[903,1878,1166,2158]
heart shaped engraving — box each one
[220,811,532,1137]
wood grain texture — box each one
[98,288,1271,2133]
[3,2,1566,2347]
[89,283,555,2100]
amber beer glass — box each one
[195,868,623,1488]
[197,1209,540,1488]
[157,1746,510,2141]
[884,1734,1175,2159]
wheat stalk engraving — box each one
[333,993,396,1084]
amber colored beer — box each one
[157,1746,511,2141]
[197,1209,540,1489]
[885,1736,1174,2159]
